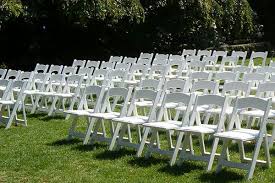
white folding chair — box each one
[212,50,228,61]
[109,89,161,151]
[108,70,127,88]
[125,64,148,86]
[65,85,106,142]
[147,65,169,79]
[218,56,238,71]
[249,51,268,67]
[139,52,154,62]
[137,92,194,158]
[78,67,93,85]
[0,81,28,129]
[243,72,268,92]
[0,80,12,99]
[85,60,100,69]
[100,61,115,70]
[215,72,239,83]
[115,63,131,71]
[34,63,49,73]
[203,56,218,71]
[256,66,275,79]
[90,69,109,86]
[48,65,63,74]
[0,69,7,79]
[197,50,212,58]
[231,51,247,66]
[137,58,152,66]
[166,59,186,79]
[170,95,228,168]
[31,74,65,114]
[214,97,272,179]
[48,75,83,117]
[85,87,132,145]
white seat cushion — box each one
[65,109,94,116]
[32,91,56,96]
[177,125,216,134]
[88,112,120,120]
[52,93,74,98]
[135,101,153,107]
[0,100,15,105]
[124,80,139,85]
[143,120,181,130]
[24,89,40,95]
[112,116,148,125]
[240,109,275,118]
[176,105,208,112]
[0,86,6,91]
[215,129,260,141]
[206,107,233,115]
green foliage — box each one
[0,0,24,23]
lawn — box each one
[1,57,275,183]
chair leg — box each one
[89,120,101,145]
[207,137,219,171]
[238,141,246,162]
[6,103,19,129]
[263,136,271,168]
[109,123,122,151]
[170,132,184,166]
[247,137,263,179]
[216,139,230,173]
[145,129,158,159]
[83,118,96,145]
[137,127,150,157]
[198,133,206,155]
[68,115,78,140]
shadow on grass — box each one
[47,138,82,146]
[72,143,108,152]
[128,156,167,167]
[198,169,244,182]
[158,161,204,176]
[27,113,65,122]
[95,149,135,160]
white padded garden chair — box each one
[0,81,28,129]
[31,74,65,114]
[115,63,131,71]
[109,89,161,151]
[147,65,169,79]
[48,75,83,117]
[197,50,212,58]
[125,64,148,86]
[34,63,49,73]
[256,66,275,79]
[85,87,132,145]
[61,66,77,76]
[212,50,228,61]
[90,69,109,86]
[139,52,154,62]
[100,61,115,70]
[137,58,152,66]
[231,51,247,66]
[243,72,268,92]
[137,92,194,158]
[152,53,169,65]
[65,85,106,143]
[170,95,228,168]
[249,51,268,68]
[109,56,123,64]
[166,59,186,79]
[214,97,272,180]
[85,60,100,69]
[203,56,218,71]
[5,69,21,80]
[218,56,238,72]
[78,67,93,85]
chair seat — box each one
[157,102,179,109]
[112,116,148,125]
[0,86,6,91]
[52,93,74,98]
[215,129,260,141]
[240,109,275,118]
[143,120,182,130]
[177,125,216,134]
[206,107,233,115]
[124,80,139,85]
[94,77,105,81]
[176,105,208,112]
[88,112,120,120]
[31,91,56,96]
[112,78,122,83]
[24,89,40,95]
[65,109,94,116]
[0,100,15,105]
[135,101,153,107]
[165,75,177,79]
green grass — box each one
[1,58,275,182]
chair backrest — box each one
[139,79,163,91]
[90,69,109,86]
[215,72,238,82]
[34,63,49,73]
[191,80,218,94]
[18,72,34,89]
[163,79,189,93]
[108,69,127,87]
[152,53,169,65]
[256,82,275,98]
[63,75,83,96]
[185,55,201,62]
[0,79,12,99]
[0,69,7,79]
[219,56,238,71]
[212,50,228,60]
[127,64,148,81]
[158,92,195,126]
[30,73,50,91]
[5,69,21,80]
[62,66,77,76]
[109,56,123,63]
[243,73,267,84]
[137,58,151,65]
[169,54,183,62]
[249,51,268,67]
[85,60,100,69]
[46,74,65,93]
[182,49,196,57]
[78,67,93,78]
[127,89,161,120]
[233,66,252,74]
[8,80,28,102]
[115,63,131,71]
[197,50,212,57]
[256,66,275,76]
[189,95,228,128]
[101,87,133,117]
[188,60,206,71]
[123,57,137,65]
[72,59,86,68]
[202,56,218,65]
[189,71,212,81]
[100,61,115,69]
[139,52,154,62]
[231,51,247,65]
[269,60,275,67]
[148,65,169,79]
[48,65,63,74]
[222,81,250,97]
[78,85,106,113]
[167,60,185,77]
[228,97,271,130]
